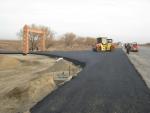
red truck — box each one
[130,42,138,52]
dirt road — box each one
[31,49,150,113]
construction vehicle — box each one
[130,42,138,52]
[93,37,114,52]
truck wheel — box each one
[93,48,96,52]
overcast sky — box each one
[0,0,150,43]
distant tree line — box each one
[17,24,96,50]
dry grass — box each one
[0,39,94,52]
[0,40,21,51]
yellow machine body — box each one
[95,37,113,52]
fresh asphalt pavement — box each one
[3,49,150,113]
[30,49,150,113]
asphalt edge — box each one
[29,52,86,113]
[122,49,149,90]
[30,52,86,68]
[0,51,86,113]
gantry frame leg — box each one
[22,25,46,55]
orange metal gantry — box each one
[23,25,46,54]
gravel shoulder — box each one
[126,46,150,88]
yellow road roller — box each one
[93,37,114,52]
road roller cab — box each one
[93,37,114,52]
[107,39,114,51]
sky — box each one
[0,0,150,43]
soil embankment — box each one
[0,54,81,113]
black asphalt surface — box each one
[1,49,150,113]
[29,49,150,113]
